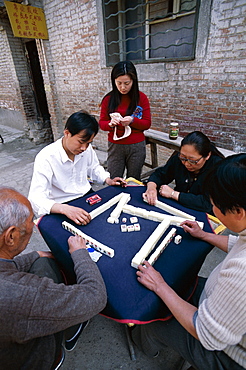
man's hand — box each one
[37,251,54,258]
[105,177,127,187]
[136,261,166,293]
[137,262,199,340]
[68,235,87,254]
[181,220,207,240]
[64,205,91,225]
[51,203,91,225]
[182,221,229,252]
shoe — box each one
[65,320,89,351]
[53,345,65,370]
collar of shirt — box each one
[0,258,14,263]
[58,137,86,164]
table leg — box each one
[124,324,136,361]
[150,142,158,168]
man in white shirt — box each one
[28,111,126,225]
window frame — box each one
[102,0,201,66]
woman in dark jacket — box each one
[143,131,224,213]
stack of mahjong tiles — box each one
[120,216,140,232]
[62,221,114,258]
[63,192,204,268]
[88,192,203,268]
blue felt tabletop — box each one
[38,185,214,324]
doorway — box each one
[25,40,51,129]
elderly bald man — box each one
[0,187,107,369]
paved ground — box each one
[0,125,227,370]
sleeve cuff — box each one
[193,310,199,328]
[228,234,239,252]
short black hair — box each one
[64,111,99,140]
[205,153,246,214]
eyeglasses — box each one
[178,153,203,165]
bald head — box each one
[0,187,31,234]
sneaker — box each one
[65,320,89,351]
[53,345,65,370]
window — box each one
[103,0,200,65]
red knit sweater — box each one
[99,91,151,145]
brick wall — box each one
[39,0,245,152]
[0,16,52,142]
[0,18,27,130]
[0,0,245,152]
[40,0,105,138]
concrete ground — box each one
[0,125,227,370]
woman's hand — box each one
[136,261,166,293]
[159,185,179,201]
[120,116,133,126]
[109,116,120,127]
[109,112,122,127]
[143,182,158,205]
[159,184,172,197]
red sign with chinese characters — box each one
[4,1,48,39]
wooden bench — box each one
[143,128,235,180]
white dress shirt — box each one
[195,232,246,368]
[28,138,110,217]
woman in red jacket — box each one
[99,61,151,180]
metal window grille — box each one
[103,0,200,65]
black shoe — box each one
[65,320,89,351]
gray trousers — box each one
[107,141,146,180]
[132,278,244,370]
